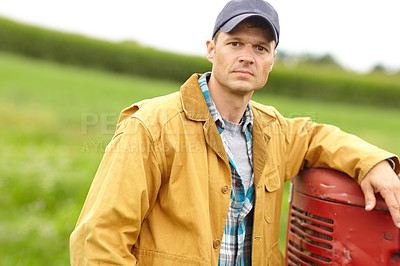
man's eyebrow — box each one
[229,37,272,46]
[224,35,241,42]
[224,33,274,46]
[257,41,270,46]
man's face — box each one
[206,21,277,96]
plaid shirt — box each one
[199,73,255,265]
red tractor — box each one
[285,168,400,265]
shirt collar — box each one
[198,72,253,133]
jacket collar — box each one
[180,73,211,122]
[181,74,230,165]
[251,104,277,186]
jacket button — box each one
[213,239,221,249]
[221,185,229,194]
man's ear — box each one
[206,40,215,64]
[269,50,278,72]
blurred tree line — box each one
[0,16,399,108]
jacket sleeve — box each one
[70,116,162,265]
[282,116,399,183]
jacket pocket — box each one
[264,165,280,192]
[267,242,285,266]
[133,248,211,266]
[263,165,280,223]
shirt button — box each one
[213,239,221,249]
[235,180,242,186]
[221,185,229,194]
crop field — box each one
[1,52,399,265]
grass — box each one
[1,52,399,265]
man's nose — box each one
[238,44,255,64]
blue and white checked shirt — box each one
[199,73,255,265]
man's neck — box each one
[207,77,253,124]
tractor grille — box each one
[287,206,334,266]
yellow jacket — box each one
[70,74,397,265]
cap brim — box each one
[220,13,278,45]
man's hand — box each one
[360,160,400,228]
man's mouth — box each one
[232,70,254,77]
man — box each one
[70,0,400,265]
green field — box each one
[1,51,399,265]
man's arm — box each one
[281,116,400,227]
[361,159,400,227]
[70,117,162,265]
[281,117,397,182]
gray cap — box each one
[212,0,280,46]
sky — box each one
[1,0,399,72]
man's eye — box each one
[230,42,240,47]
[256,46,266,52]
